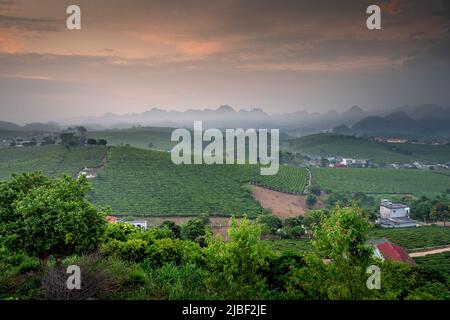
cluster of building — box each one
[387,161,450,170]
[304,154,449,171]
[0,134,58,148]
[305,156,373,168]
[372,136,449,146]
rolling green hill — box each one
[284,133,450,163]
[90,147,308,216]
[312,167,450,197]
[0,145,308,217]
[0,145,106,180]
[87,127,176,151]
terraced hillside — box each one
[0,145,107,180]
[312,167,450,197]
[90,147,309,216]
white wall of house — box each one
[380,206,410,219]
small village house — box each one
[377,199,420,228]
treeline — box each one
[0,172,449,300]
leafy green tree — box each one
[287,206,373,299]
[309,185,321,196]
[181,218,208,244]
[101,238,148,262]
[102,222,140,242]
[306,194,317,207]
[97,139,108,146]
[0,172,107,267]
[203,218,271,299]
[86,138,97,145]
[430,202,450,226]
[146,238,201,267]
[59,132,80,149]
[409,196,432,222]
[159,221,181,238]
[256,214,282,234]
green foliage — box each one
[263,239,311,254]
[306,194,317,207]
[414,252,450,284]
[203,218,271,299]
[146,238,201,268]
[98,139,108,146]
[60,132,81,148]
[256,214,283,234]
[103,222,141,242]
[309,185,321,196]
[430,202,450,223]
[143,263,207,300]
[159,221,181,238]
[287,206,374,299]
[101,239,149,263]
[0,173,107,265]
[180,218,208,243]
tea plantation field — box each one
[0,145,106,180]
[285,133,450,164]
[90,147,309,216]
[414,252,450,284]
[369,226,450,250]
[312,167,450,197]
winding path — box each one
[304,167,312,194]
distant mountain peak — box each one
[346,105,365,114]
[217,105,235,113]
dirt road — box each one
[409,245,450,258]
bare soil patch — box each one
[251,185,323,218]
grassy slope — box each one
[312,167,450,197]
[414,252,450,284]
[284,133,450,163]
[87,127,176,151]
[90,147,308,216]
[369,226,450,250]
[0,145,106,180]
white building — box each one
[380,200,410,219]
[341,158,355,166]
[377,200,419,228]
[129,220,148,230]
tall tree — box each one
[0,172,107,267]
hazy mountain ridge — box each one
[0,121,61,132]
[3,104,449,138]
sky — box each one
[0,0,449,123]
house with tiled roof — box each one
[369,238,415,265]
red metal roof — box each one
[106,215,119,223]
[376,242,414,264]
